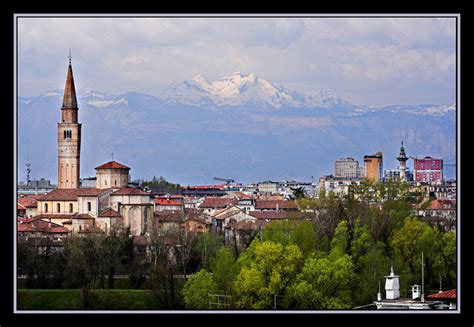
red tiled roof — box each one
[255,200,297,210]
[40,188,79,201]
[98,208,121,217]
[18,194,43,208]
[17,203,26,210]
[427,289,456,299]
[249,211,289,220]
[74,213,95,219]
[46,227,70,234]
[199,197,237,208]
[112,188,149,196]
[35,214,76,220]
[155,199,184,206]
[77,188,113,196]
[95,161,130,170]
[234,219,267,230]
[154,211,184,223]
[425,199,456,210]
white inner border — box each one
[13,13,461,314]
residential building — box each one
[316,175,363,197]
[364,152,383,182]
[335,157,360,178]
[413,156,444,183]
[257,181,278,195]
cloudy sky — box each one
[17,15,457,106]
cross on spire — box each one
[68,49,72,65]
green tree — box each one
[233,241,303,309]
[182,269,217,309]
[285,252,354,309]
[211,247,239,294]
[390,217,447,295]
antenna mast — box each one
[26,156,31,184]
[421,251,425,302]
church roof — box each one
[427,289,456,299]
[62,63,78,109]
[40,188,79,201]
[95,161,130,170]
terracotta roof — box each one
[35,214,77,220]
[425,199,456,210]
[74,213,96,219]
[40,188,79,201]
[112,188,149,196]
[18,194,43,208]
[234,219,267,230]
[154,211,184,223]
[45,227,70,234]
[199,197,237,208]
[427,289,456,299]
[17,203,26,210]
[155,199,184,206]
[255,200,297,210]
[17,219,68,234]
[95,161,130,170]
[185,216,211,225]
[98,208,122,217]
[249,211,290,220]
[77,188,113,196]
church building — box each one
[35,57,153,236]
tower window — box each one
[57,203,61,213]
[114,180,117,186]
[44,203,48,213]
[69,203,73,213]
[87,202,91,212]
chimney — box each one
[412,285,421,300]
[385,266,400,300]
[377,281,382,301]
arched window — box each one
[45,203,48,213]
[69,203,73,213]
[87,202,92,212]
[114,180,117,186]
[104,180,107,186]
[57,203,61,213]
[64,130,67,139]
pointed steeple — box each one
[62,56,78,109]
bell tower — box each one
[57,53,81,189]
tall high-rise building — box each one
[335,157,360,178]
[413,156,443,183]
[57,56,81,189]
[364,152,383,182]
[397,142,409,182]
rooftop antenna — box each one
[26,155,31,184]
[68,49,72,65]
[111,152,114,161]
[421,251,425,302]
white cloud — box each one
[17,16,456,106]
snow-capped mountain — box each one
[158,71,353,110]
[17,76,456,185]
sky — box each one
[17,15,457,107]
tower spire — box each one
[62,54,78,109]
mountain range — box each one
[18,72,456,185]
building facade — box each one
[413,156,443,183]
[364,152,383,182]
[335,157,360,178]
